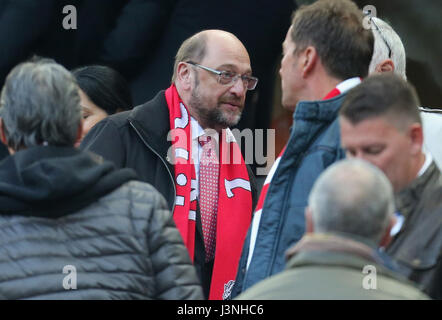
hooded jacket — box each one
[0,146,203,299]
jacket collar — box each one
[127,90,173,167]
[293,92,348,123]
[395,161,440,219]
[286,233,381,266]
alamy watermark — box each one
[62,265,77,290]
[362,265,377,290]
[362,5,377,30]
[62,5,77,30]
[166,128,276,176]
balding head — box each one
[307,158,395,244]
[172,30,252,131]
[172,30,249,83]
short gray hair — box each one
[308,158,395,243]
[0,59,81,150]
[368,17,407,79]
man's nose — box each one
[229,77,247,96]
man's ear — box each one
[176,62,192,90]
[0,118,13,155]
[301,46,318,78]
[408,123,424,156]
[74,124,83,148]
[305,206,314,234]
[379,216,396,248]
[0,118,7,146]
[375,59,395,74]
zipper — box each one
[128,120,177,214]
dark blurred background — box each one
[0,0,440,168]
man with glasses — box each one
[81,30,258,300]
[232,0,374,297]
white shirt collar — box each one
[190,116,219,144]
[191,116,205,141]
[336,77,362,94]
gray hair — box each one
[308,158,395,243]
[0,59,81,150]
[368,17,407,79]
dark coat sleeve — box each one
[145,185,204,299]
[99,0,176,78]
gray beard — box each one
[189,87,241,129]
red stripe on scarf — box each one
[165,85,252,300]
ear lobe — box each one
[408,123,424,155]
[74,124,83,148]
[0,118,7,146]
[375,59,395,74]
[302,46,317,78]
[176,62,192,90]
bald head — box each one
[308,158,395,243]
[172,30,249,83]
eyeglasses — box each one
[187,61,258,90]
[370,17,392,59]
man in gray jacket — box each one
[0,58,203,299]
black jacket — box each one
[0,146,203,299]
[81,90,258,298]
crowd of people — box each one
[0,0,440,300]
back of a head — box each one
[368,17,407,79]
[0,59,81,150]
[308,158,394,243]
[290,0,374,80]
[72,65,133,114]
[340,73,421,129]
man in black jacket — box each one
[0,58,203,300]
[81,30,258,299]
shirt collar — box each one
[190,116,220,144]
[323,77,362,100]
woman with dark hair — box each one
[72,65,133,143]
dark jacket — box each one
[81,91,258,298]
[387,161,442,299]
[233,93,348,297]
[236,233,429,300]
[0,146,203,299]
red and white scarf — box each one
[246,77,362,268]
[165,85,253,300]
